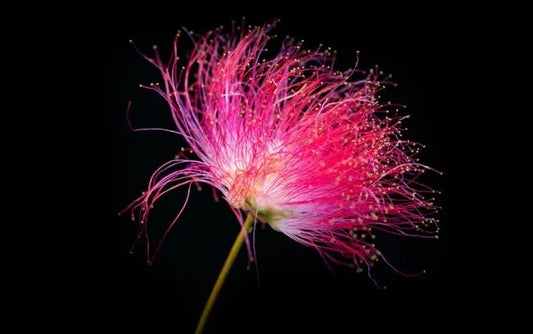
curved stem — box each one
[195,212,255,334]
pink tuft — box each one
[122,21,439,272]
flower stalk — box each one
[195,212,255,334]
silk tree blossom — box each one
[122,21,439,276]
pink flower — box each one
[123,21,439,274]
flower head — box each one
[123,21,439,273]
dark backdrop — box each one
[84,3,476,333]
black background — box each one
[15,2,492,332]
[102,4,465,333]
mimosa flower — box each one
[122,22,439,331]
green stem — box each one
[194,212,254,334]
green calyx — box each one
[245,198,287,230]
